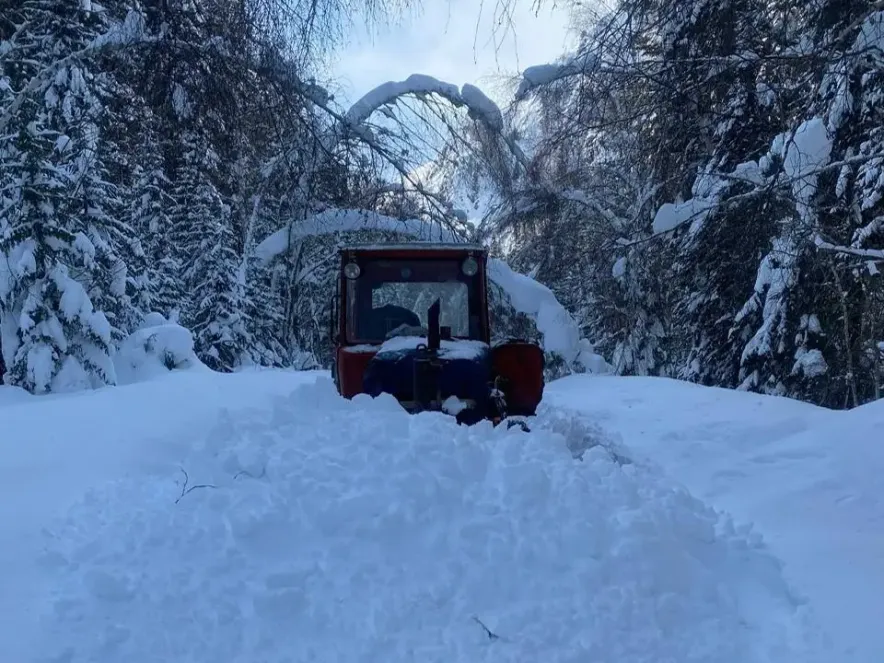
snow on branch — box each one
[252,209,462,266]
[0,9,149,135]
[89,8,147,48]
[343,74,504,133]
[650,117,833,236]
[250,74,529,253]
[339,73,530,173]
[345,74,460,127]
[488,258,606,370]
[515,52,599,101]
[814,235,884,261]
[257,74,514,197]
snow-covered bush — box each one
[113,313,207,386]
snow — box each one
[377,335,489,360]
[341,242,486,252]
[89,8,147,49]
[53,264,112,344]
[791,347,827,378]
[0,370,835,663]
[0,368,324,663]
[778,117,832,209]
[0,384,32,405]
[252,208,461,265]
[545,375,884,663]
[650,117,831,236]
[516,53,597,100]
[653,160,766,236]
[344,74,505,133]
[460,83,503,131]
[652,197,717,234]
[853,10,884,53]
[489,258,609,372]
[342,343,381,354]
[345,74,461,127]
[113,313,207,385]
[441,394,468,415]
[735,235,798,370]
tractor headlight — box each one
[344,261,361,279]
[462,256,479,276]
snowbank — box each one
[0,384,33,406]
[0,368,323,663]
[545,375,884,663]
[6,372,816,662]
[113,312,207,385]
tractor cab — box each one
[331,243,545,425]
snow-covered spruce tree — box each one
[121,2,363,371]
[626,0,792,389]
[466,7,681,378]
[119,2,261,369]
[171,131,252,372]
[785,2,884,406]
[233,47,345,369]
[0,0,138,391]
[712,2,884,407]
[127,117,184,322]
[96,42,159,328]
[0,109,116,391]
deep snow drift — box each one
[546,376,884,662]
[0,370,830,663]
[0,369,323,662]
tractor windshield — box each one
[345,257,486,344]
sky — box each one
[330,0,576,108]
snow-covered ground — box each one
[546,376,884,662]
[0,369,880,662]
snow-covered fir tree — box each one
[2,0,881,408]
[0,0,132,391]
[460,0,884,407]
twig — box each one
[233,466,267,481]
[472,615,500,641]
[174,467,216,504]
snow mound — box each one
[113,313,207,385]
[545,375,882,662]
[1,369,325,662]
[34,377,814,663]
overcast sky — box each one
[330,0,575,107]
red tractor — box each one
[331,243,544,427]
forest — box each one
[1,0,883,409]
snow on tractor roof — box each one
[339,242,487,254]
